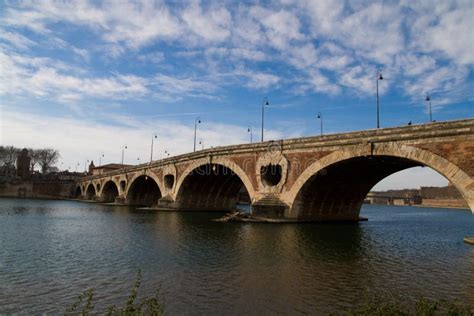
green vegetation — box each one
[66,271,472,315]
[65,270,163,316]
[344,297,473,316]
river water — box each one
[0,198,473,314]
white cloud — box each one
[249,6,304,50]
[287,43,318,69]
[151,74,217,98]
[0,0,472,111]
[0,30,36,50]
[304,70,340,95]
[239,70,280,90]
[182,3,231,42]
[205,47,268,62]
[400,64,470,106]
[0,107,283,171]
[0,51,148,100]
[339,65,378,95]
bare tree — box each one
[0,146,20,167]
[28,148,41,172]
[38,148,60,174]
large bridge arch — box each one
[286,143,474,220]
[125,173,163,206]
[173,157,255,211]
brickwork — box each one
[77,119,474,218]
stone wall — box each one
[0,179,76,199]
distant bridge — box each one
[76,119,474,220]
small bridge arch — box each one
[85,183,96,200]
[74,185,82,198]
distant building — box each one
[88,161,96,175]
[91,163,131,176]
[16,148,31,178]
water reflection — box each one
[0,199,473,314]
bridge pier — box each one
[251,195,288,219]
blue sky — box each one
[0,0,473,189]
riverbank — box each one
[0,179,76,199]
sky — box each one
[0,0,473,190]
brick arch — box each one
[125,172,163,206]
[125,171,165,198]
[286,143,474,218]
[85,183,96,200]
[74,185,82,198]
[173,157,256,201]
[99,179,120,202]
[173,157,256,211]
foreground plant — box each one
[65,270,163,315]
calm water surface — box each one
[1,198,473,314]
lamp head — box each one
[378,74,383,80]
[425,95,430,101]
[265,101,269,106]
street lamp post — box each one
[84,159,89,173]
[99,153,104,166]
[164,150,170,158]
[193,117,201,152]
[150,133,157,162]
[376,70,383,129]
[75,163,80,172]
[199,140,204,150]
[317,112,323,136]
[248,126,253,143]
[261,97,269,142]
[425,94,433,122]
[137,157,140,165]
[121,145,127,167]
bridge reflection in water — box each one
[77,119,474,219]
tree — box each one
[28,148,41,172]
[0,146,20,167]
[37,148,60,174]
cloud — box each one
[403,0,474,65]
[238,70,280,90]
[0,29,36,50]
[249,6,304,50]
[0,0,472,109]
[0,51,148,101]
[181,3,231,42]
[151,74,217,99]
[304,70,341,95]
[137,52,165,64]
[0,107,284,171]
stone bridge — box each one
[76,119,474,220]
